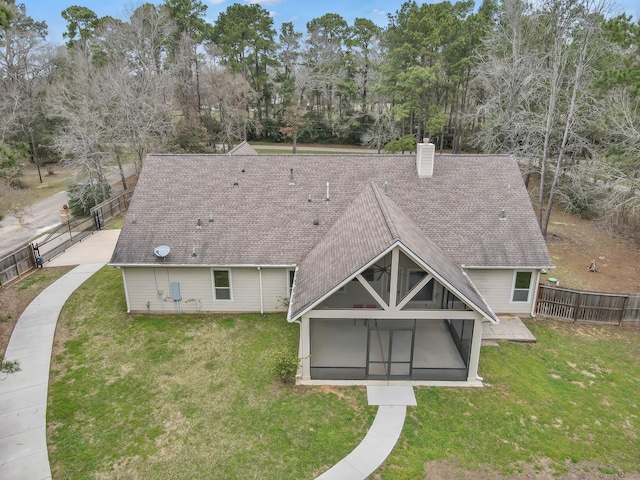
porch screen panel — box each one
[310,319,367,380]
[448,319,474,366]
[390,330,412,376]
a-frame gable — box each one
[289,183,498,323]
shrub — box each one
[267,348,300,384]
[67,181,111,217]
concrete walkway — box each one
[316,386,416,480]
[45,230,121,267]
[0,263,105,480]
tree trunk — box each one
[115,150,128,192]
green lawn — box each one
[48,267,640,479]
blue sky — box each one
[19,0,640,45]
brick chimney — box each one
[416,138,435,178]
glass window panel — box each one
[214,270,229,287]
[515,271,532,289]
[513,289,529,302]
[215,288,231,300]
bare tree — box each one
[200,56,255,150]
[541,0,611,236]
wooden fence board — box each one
[536,284,638,326]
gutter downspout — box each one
[258,267,264,314]
[121,268,131,313]
[530,270,541,317]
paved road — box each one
[0,191,69,256]
[0,165,134,257]
[253,145,382,154]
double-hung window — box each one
[213,269,231,300]
[512,271,533,302]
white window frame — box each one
[511,270,534,303]
[212,269,232,301]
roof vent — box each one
[417,138,435,178]
[313,219,319,225]
[154,245,171,258]
[289,168,295,185]
[499,209,507,220]
[233,179,239,186]
[383,181,389,195]
[308,194,312,203]
[196,218,202,228]
[325,182,330,201]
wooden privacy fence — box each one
[536,284,640,326]
[0,244,36,287]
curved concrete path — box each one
[316,386,416,480]
[0,263,105,480]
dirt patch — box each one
[422,459,640,479]
[0,267,73,358]
[317,385,347,398]
[546,209,640,294]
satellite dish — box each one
[154,245,171,258]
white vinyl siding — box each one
[122,266,289,313]
[465,269,537,315]
[262,268,289,311]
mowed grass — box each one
[48,268,640,479]
[381,320,640,478]
[48,267,372,479]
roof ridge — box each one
[369,182,399,241]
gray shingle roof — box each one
[290,183,498,322]
[227,141,258,155]
[110,152,552,270]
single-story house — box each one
[110,140,553,386]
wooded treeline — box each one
[0,0,639,238]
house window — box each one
[287,269,295,298]
[512,271,533,302]
[213,269,231,300]
[408,269,434,301]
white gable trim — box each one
[398,242,499,324]
[396,272,433,310]
[287,243,397,321]
[289,241,499,324]
[355,274,390,310]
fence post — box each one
[573,292,582,323]
[619,296,629,326]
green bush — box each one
[267,348,300,384]
[68,182,111,217]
